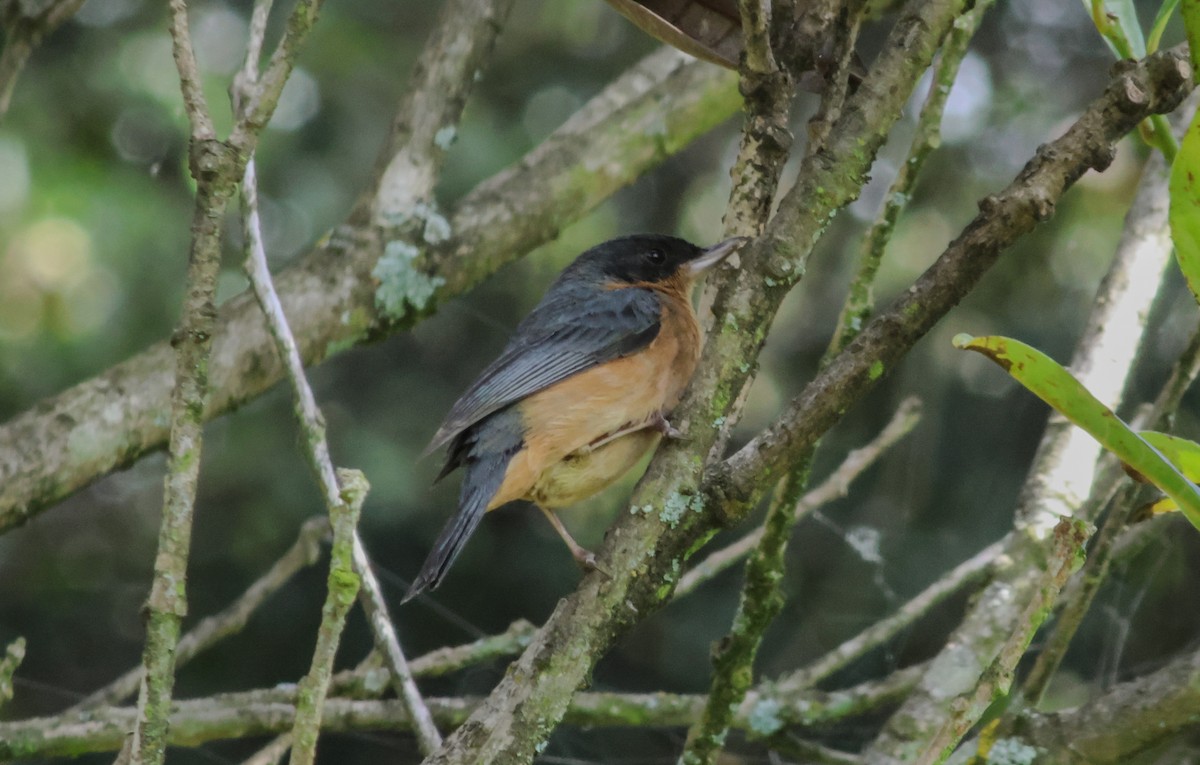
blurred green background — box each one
[2,0,1200,762]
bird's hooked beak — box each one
[685,236,750,277]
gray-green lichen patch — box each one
[746,697,784,736]
[988,738,1039,765]
[434,126,457,151]
[660,492,704,528]
[373,241,446,321]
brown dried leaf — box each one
[604,0,742,69]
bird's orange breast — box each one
[488,283,701,510]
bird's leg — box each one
[580,411,686,454]
[536,505,609,577]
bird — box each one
[404,233,747,601]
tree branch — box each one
[827,0,994,356]
[129,1,241,751]
[369,0,514,226]
[0,0,87,122]
[287,469,364,765]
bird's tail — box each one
[403,449,511,602]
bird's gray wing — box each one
[424,286,662,455]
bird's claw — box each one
[575,550,611,579]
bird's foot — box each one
[538,504,610,578]
[650,412,687,441]
[572,547,611,579]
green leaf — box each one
[1182,0,1200,70]
[1087,0,1146,58]
[1109,0,1148,56]
[952,334,1200,532]
[1148,0,1180,52]
[1169,108,1200,307]
[1139,431,1200,478]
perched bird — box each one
[404,234,747,600]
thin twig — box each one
[0,0,87,122]
[241,157,442,753]
[128,0,240,754]
[288,469,365,765]
[351,537,443,752]
[778,539,1002,693]
[827,0,995,357]
[0,636,25,710]
[231,0,274,114]
[166,0,214,139]
[73,517,329,712]
[915,519,1089,765]
[231,0,328,146]
[676,397,922,597]
[239,619,534,765]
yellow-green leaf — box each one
[1139,430,1200,478]
[952,334,1200,532]
[1169,107,1200,307]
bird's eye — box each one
[646,249,665,264]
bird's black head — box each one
[560,234,746,288]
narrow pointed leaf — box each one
[952,334,1200,532]
[1169,107,1200,307]
[1148,0,1180,52]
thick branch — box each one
[1013,645,1200,764]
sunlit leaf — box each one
[952,334,1200,533]
[1148,0,1180,52]
[1139,431,1200,478]
[1182,0,1200,70]
[1169,110,1200,307]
